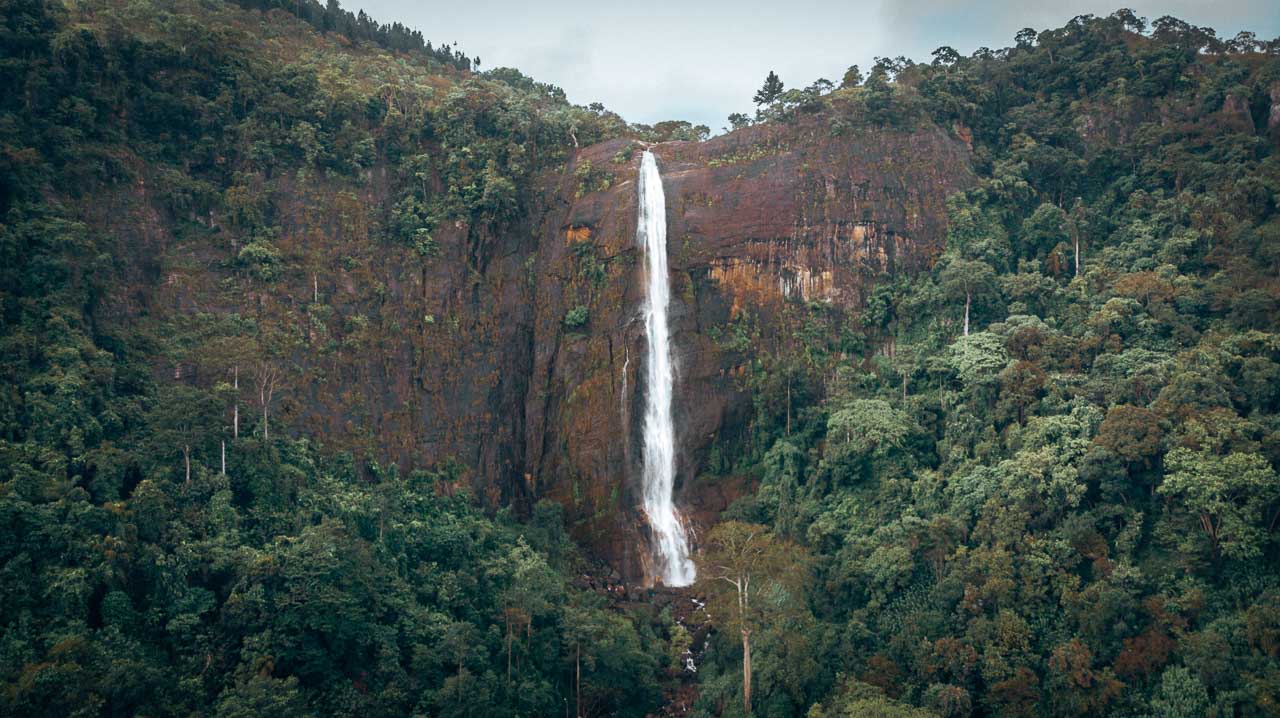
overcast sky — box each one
[352,0,1279,131]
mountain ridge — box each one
[4,1,1280,715]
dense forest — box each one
[2,0,1279,716]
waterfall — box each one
[636,150,696,587]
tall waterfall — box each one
[637,150,696,587]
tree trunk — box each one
[184,444,191,483]
[785,376,792,436]
[742,629,753,716]
[453,634,466,707]
[221,440,226,475]
[575,642,581,718]
[233,366,239,439]
[963,290,971,336]
[255,363,278,443]
[902,371,908,402]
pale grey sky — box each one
[352,0,1279,131]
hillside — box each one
[2,1,1280,716]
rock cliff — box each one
[524,118,973,576]
[93,111,972,579]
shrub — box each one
[563,305,589,329]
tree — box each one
[144,384,224,482]
[826,399,914,465]
[696,521,807,716]
[254,359,282,441]
[808,78,834,94]
[840,65,864,88]
[943,194,1012,269]
[753,71,785,107]
[215,676,309,718]
[1019,203,1069,262]
[201,334,257,440]
[440,620,477,709]
[1094,405,1163,467]
[997,360,1046,425]
[1150,666,1209,718]
[820,680,939,717]
[487,537,562,684]
[932,46,961,66]
[727,112,752,131]
[938,256,998,336]
[727,111,752,131]
[1068,198,1086,278]
[1110,8,1147,34]
[1046,638,1123,715]
[1226,30,1259,53]
[947,331,1010,388]
[757,439,806,537]
[1158,449,1280,564]
[560,597,659,718]
[650,119,710,142]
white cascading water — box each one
[636,150,697,587]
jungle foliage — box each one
[697,9,1280,718]
[2,1,1280,717]
[0,0,661,715]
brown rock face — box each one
[93,114,971,581]
[522,118,973,577]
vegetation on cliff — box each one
[1,0,1279,717]
[691,10,1280,718]
[0,0,663,715]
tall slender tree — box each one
[697,521,807,715]
[753,71,785,107]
